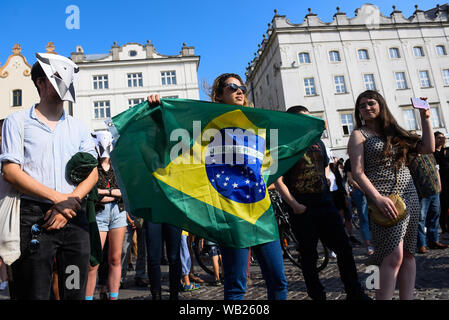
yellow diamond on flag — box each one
[153,110,274,224]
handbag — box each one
[368,169,407,227]
[0,116,24,265]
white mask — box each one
[92,131,114,158]
[35,53,79,102]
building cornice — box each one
[72,41,199,64]
[246,4,449,80]
[75,55,200,68]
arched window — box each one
[413,46,424,57]
[358,49,369,60]
[298,52,310,63]
[389,47,400,59]
[436,45,447,56]
[329,51,341,62]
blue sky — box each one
[0,0,442,100]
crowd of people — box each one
[0,52,448,301]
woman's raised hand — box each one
[147,94,161,107]
[418,96,431,119]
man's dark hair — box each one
[31,61,47,95]
[434,131,444,138]
[287,105,309,114]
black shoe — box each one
[152,290,162,300]
[427,241,449,249]
[309,292,326,300]
[346,292,372,300]
[349,236,362,246]
[211,279,222,287]
[135,278,149,287]
[100,291,108,300]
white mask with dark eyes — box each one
[36,52,79,102]
[92,131,114,158]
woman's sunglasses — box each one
[224,83,247,94]
[359,101,377,109]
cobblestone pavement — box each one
[122,230,449,301]
[1,230,448,300]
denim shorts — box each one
[96,202,127,232]
[209,245,221,257]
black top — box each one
[434,148,449,171]
[283,140,331,204]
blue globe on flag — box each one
[205,128,266,204]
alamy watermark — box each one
[365,265,380,290]
[358,4,380,30]
[169,121,279,174]
[65,265,80,290]
[65,5,80,30]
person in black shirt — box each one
[434,131,449,234]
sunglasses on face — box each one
[224,83,247,94]
[359,101,377,109]
[30,223,41,252]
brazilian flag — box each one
[108,98,324,248]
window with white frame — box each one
[358,49,369,60]
[389,47,400,59]
[395,72,407,89]
[334,76,346,93]
[419,70,431,88]
[127,73,143,87]
[128,98,144,108]
[413,46,424,57]
[363,74,376,90]
[329,51,341,62]
[436,45,447,56]
[298,52,311,63]
[403,109,417,130]
[161,71,177,85]
[340,113,354,135]
[430,106,442,128]
[442,69,449,86]
[93,75,109,90]
[304,78,316,96]
[93,101,111,119]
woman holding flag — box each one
[147,73,287,300]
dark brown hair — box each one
[211,73,249,106]
[31,61,47,95]
[287,105,309,114]
[354,90,420,168]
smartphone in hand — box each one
[411,97,430,110]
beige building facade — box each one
[0,44,38,120]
